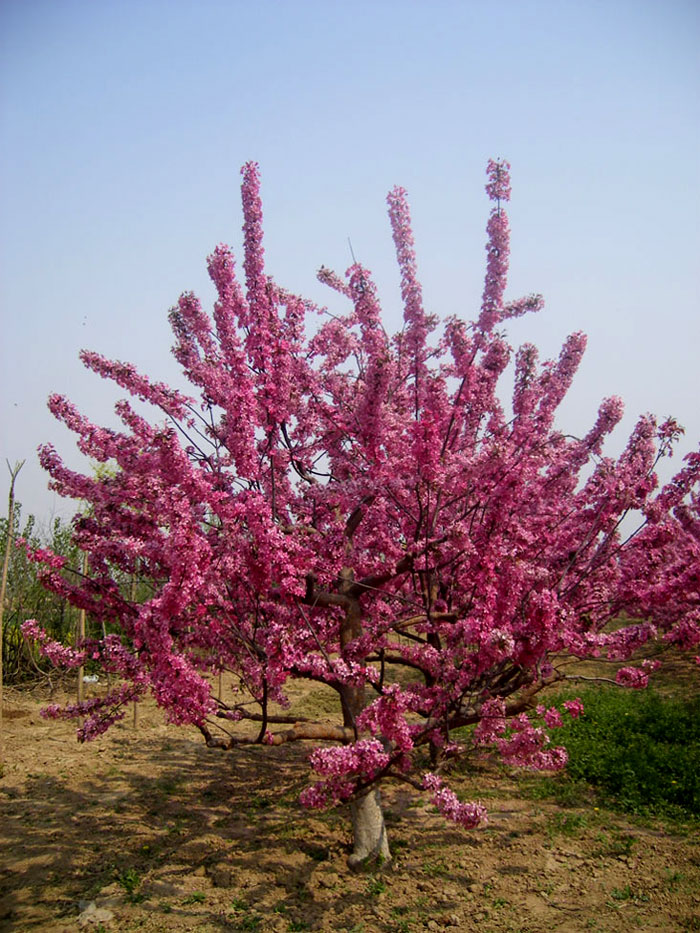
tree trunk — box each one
[348,787,391,868]
[337,569,392,867]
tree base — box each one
[347,788,391,869]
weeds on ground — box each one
[115,867,145,903]
[591,829,636,859]
[367,876,387,896]
[607,883,649,906]
[182,891,206,904]
[545,811,588,838]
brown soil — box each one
[1,681,699,933]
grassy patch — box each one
[542,687,700,820]
[545,811,588,838]
[520,772,594,808]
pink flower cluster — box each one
[299,778,356,810]
[422,774,488,828]
[485,159,512,202]
[17,540,66,569]
[356,685,416,759]
[537,705,563,728]
[41,681,143,742]
[300,739,391,810]
[496,715,568,771]
[476,699,568,771]
[616,659,662,689]
[21,619,86,668]
[308,738,391,779]
[562,698,585,719]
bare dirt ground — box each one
[1,679,699,933]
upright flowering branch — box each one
[348,264,392,463]
[240,161,268,327]
[387,186,432,411]
[23,161,700,866]
[478,158,512,334]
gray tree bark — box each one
[311,567,394,868]
[348,787,391,868]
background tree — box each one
[0,496,108,687]
[1,460,23,769]
[22,161,700,865]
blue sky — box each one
[1,0,699,524]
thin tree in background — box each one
[1,460,24,772]
[76,550,89,729]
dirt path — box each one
[1,684,698,932]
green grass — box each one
[608,883,649,904]
[182,891,206,904]
[367,877,387,896]
[545,811,588,838]
[238,917,262,931]
[115,867,145,903]
[591,830,636,858]
[547,687,700,820]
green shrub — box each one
[1,502,152,682]
[1,508,82,681]
[550,687,700,819]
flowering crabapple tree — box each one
[23,160,700,866]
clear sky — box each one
[1,0,699,526]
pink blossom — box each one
[485,159,512,203]
[308,739,391,779]
[478,208,510,333]
[616,666,651,688]
[21,619,86,668]
[563,698,584,719]
[543,707,563,728]
[317,264,352,298]
[474,698,507,744]
[422,774,487,828]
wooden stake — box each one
[101,620,112,688]
[130,576,138,730]
[77,551,88,733]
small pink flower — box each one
[543,707,563,729]
[616,666,649,689]
[563,699,584,719]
